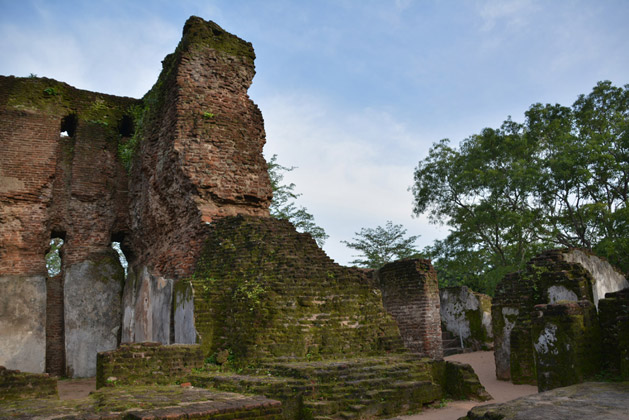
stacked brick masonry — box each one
[129,18,272,279]
[45,274,65,376]
[96,342,204,388]
[531,300,601,391]
[598,288,629,379]
[0,366,57,401]
[377,259,443,359]
[492,249,627,385]
[0,75,138,375]
[191,215,406,362]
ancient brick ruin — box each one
[0,16,460,419]
[492,249,628,387]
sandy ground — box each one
[389,351,538,420]
[57,351,537,420]
[58,377,96,400]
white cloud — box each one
[259,91,447,264]
[477,0,538,31]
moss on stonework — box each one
[188,215,405,366]
[182,16,255,61]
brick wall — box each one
[0,366,57,401]
[128,17,272,279]
[45,273,65,376]
[190,215,406,363]
[531,300,601,391]
[598,288,629,379]
[377,259,443,359]
[96,343,204,388]
[493,249,627,384]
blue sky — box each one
[1,0,628,265]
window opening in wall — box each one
[60,114,78,138]
[111,242,129,277]
[46,238,64,277]
[118,115,134,138]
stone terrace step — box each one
[191,355,444,419]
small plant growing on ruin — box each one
[43,87,59,96]
[202,111,215,119]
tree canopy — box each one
[342,221,419,269]
[413,81,629,294]
[268,154,329,247]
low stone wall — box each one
[0,366,57,401]
[531,300,601,391]
[598,288,629,379]
[440,286,492,351]
[96,343,204,389]
[492,249,627,384]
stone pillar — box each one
[121,266,173,344]
[377,259,443,359]
[531,300,601,392]
[64,249,124,377]
[598,288,629,379]
[0,275,46,373]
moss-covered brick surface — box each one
[439,361,491,401]
[0,385,282,420]
[0,75,140,139]
[531,300,601,391]
[598,288,629,379]
[96,343,204,389]
[190,355,466,419]
[0,366,57,401]
[492,249,603,384]
[189,215,405,364]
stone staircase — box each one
[442,330,465,357]
[190,354,443,419]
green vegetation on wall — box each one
[188,215,405,366]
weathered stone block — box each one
[0,275,46,373]
[492,249,627,384]
[64,249,124,377]
[440,286,492,351]
[598,288,629,379]
[173,279,196,344]
[531,300,601,391]
[121,266,173,344]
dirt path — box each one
[57,377,96,400]
[391,351,537,420]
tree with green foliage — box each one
[413,81,629,294]
[342,221,419,269]
[267,154,329,247]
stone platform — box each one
[191,355,489,419]
[0,386,282,419]
[460,381,629,420]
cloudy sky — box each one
[1,0,628,265]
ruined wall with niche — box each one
[1,17,444,383]
[492,248,628,385]
[0,77,137,376]
[0,17,272,377]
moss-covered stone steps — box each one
[190,355,445,419]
